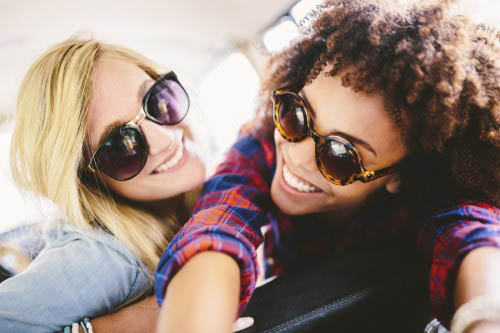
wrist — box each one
[91,313,116,333]
[467,320,500,333]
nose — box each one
[282,135,318,173]
[140,120,178,155]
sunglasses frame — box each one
[272,88,398,186]
[87,71,189,181]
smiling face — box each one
[270,67,408,222]
[87,58,205,202]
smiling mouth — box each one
[152,140,185,174]
[282,164,322,193]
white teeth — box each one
[283,165,321,193]
[154,141,184,173]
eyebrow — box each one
[300,91,378,157]
[95,79,151,149]
[95,120,122,150]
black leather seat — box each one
[0,263,12,283]
[240,248,431,332]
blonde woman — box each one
[0,38,251,332]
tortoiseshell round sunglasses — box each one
[272,88,399,186]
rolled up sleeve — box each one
[418,202,500,327]
[155,135,275,315]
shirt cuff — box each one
[429,222,500,327]
[155,228,259,316]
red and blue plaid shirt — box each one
[155,134,500,326]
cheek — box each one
[274,128,289,146]
[98,170,161,202]
[103,176,140,199]
[273,131,284,161]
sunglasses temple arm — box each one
[87,159,97,173]
[360,165,398,183]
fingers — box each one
[232,316,254,332]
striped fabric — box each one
[155,133,500,326]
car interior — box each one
[0,1,497,332]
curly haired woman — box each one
[154,0,499,332]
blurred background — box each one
[0,0,498,235]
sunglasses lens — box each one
[277,94,306,139]
[318,140,361,181]
[96,127,147,180]
[147,78,189,125]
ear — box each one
[385,173,401,194]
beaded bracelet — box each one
[80,320,88,333]
[83,317,94,333]
[63,317,93,333]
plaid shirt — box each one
[155,134,500,326]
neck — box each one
[318,206,357,231]
[319,190,390,230]
[129,194,186,221]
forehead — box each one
[303,67,406,162]
[87,59,150,148]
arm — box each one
[92,262,251,333]
[155,135,276,330]
[0,226,151,332]
[453,247,500,332]
[90,295,158,332]
[157,251,240,333]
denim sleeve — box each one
[0,224,153,333]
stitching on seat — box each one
[263,288,374,333]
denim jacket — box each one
[0,220,153,332]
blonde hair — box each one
[10,38,197,273]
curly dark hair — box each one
[257,0,499,207]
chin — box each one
[274,200,319,216]
[150,163,205,201]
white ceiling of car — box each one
[0,0,296,117]
[2,0,498,120]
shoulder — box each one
[43,222,153,299]
[418,201,500,256]
[227,133,276,174]
[45,221,137,257]
[426,201,499,228]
